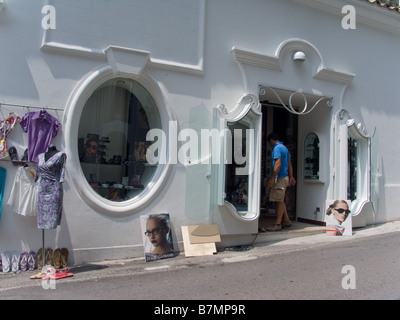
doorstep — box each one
[256,217,326,243]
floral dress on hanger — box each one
[0,113,21,159]
[36,151,67,229]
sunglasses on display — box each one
[334,208,351,215]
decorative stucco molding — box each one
[105,46,150,76]
[41,0,206,75]
[217,93,261,123]
[232,38,356,85]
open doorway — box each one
[260,105,298,221]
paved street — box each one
[1,221,400,302]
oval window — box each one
[78,78,161,202]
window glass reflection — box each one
[304,132,320,180]
[225,121,249,212]
[348,136,358,201]
[78,78,160,202]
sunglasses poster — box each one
[140,213,177,262]
[325,200,352,236]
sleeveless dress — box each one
[36,152,67,229]
[7,166,38,216]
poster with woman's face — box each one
[140,213,176,262]
[325,200,352,236]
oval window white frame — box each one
[64,67,173,216]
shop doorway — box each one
[260,105,298,220]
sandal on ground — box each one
[27,251,36,271]
[258,227,266,233]
[11,251,21,273]
[60,248,69,269]
[36,248,43,270]
[20,251,29,272]
[1,251,11,273]
[53,248,62,269]
[45,248,54,266]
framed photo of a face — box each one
[325,200,352,236]
[140,213,176,262]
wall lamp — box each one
[292,51,306,62]
[0,0,4,13]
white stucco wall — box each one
[1,0,400,263]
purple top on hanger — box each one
[20,110,60,163]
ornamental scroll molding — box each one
[260,86,333,116]
[337,109,369,138]
[217,93,261,122]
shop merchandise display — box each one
[0,248,69,276]
[0,108,71,280]
[53,248,69,269]
[40,266,73,280]
[7,165,38,216]
[8,146,24,166]
[36,150,67,229]
[1,250,11,273]
[30,247,71,280]
[0,250,36,273]
[0,112,21,160]
[20,110,60,163]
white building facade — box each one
[0,0,399,264]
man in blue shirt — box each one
[265,133,296,231]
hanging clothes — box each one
[20,110,60,163]
[7,166,38,216]
[0,112,21,160]
[36,151,67,229]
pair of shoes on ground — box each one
[37,248,69,270]
[20,251,37,272]
[53,248,69,269]
[30,248,69,280]
[30,265,73,280]
[1,250,36,273]
[259,221,292,232]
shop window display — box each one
[224,121,249,213]
[303,132,320,181]
[348,136,358,201]
[78,78,160,202]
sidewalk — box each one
[1,220,400,293]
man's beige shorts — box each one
[269,176,289,202]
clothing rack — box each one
[0,102,64,270]
[0,158,34,164]
[0,102,64,112]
